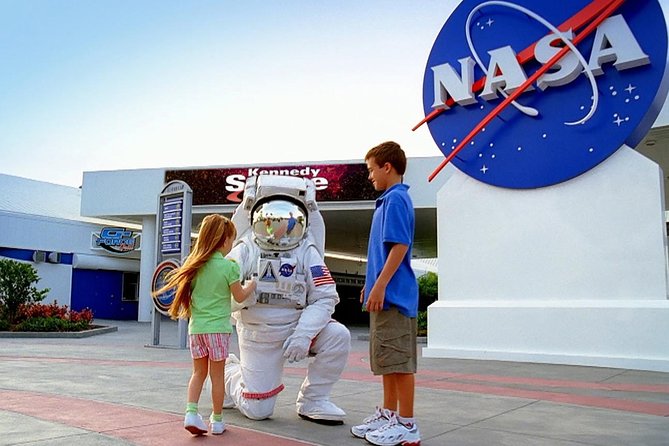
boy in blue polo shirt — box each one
[352,141,420,446]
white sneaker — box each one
[364,414,421,446]
[209,414,226,435]
[350,406,392,438]
[183,412,208,435]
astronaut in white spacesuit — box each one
[224,174,351,424]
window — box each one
[122,272,139,301]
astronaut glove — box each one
[282,335,311,363]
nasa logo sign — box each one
[420,0,669,188]
[151,259,180,316]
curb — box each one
[0,324,118,339]
[356,334,427,344]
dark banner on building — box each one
[165,163,378,206]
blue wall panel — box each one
[71,269,138,320]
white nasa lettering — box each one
[225,174,246,192]
[431,14,649,109]
[535,30,581,91]
[588,14,649,75]
[480,46,534,101]
[431,57,477,109]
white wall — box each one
[424,147,669,372]
[403,157,455,208]
[138,216,157,322]
[31,263,72,306]
[81,168,165,217]
[436,148,668,301]
[0,210,140,307]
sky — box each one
[0,0,460,188]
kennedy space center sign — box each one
[419,0,668,188]
[165,163,377,206]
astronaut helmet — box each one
[249,175,310,251]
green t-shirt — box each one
[188,252,241,335]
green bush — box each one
[16,317,69,332]
[418,271,438,311]
[417,310,427,336]
[417,271,438,335]
[0,259,49,324]
[0,260,95,332]
[16,316,91,332]
[10,303,94,332]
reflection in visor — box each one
[251,199,307,250]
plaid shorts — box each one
[189,333,231,361]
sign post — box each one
[150,180,193,348]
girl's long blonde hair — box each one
[153,214,237,320]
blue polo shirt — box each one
[364,183,418,317]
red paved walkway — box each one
[2,390,316,446]
[4,352,669,418]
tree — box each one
[0,259,49,325]
[417,271,438,311]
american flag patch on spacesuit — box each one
[310,265,335,286]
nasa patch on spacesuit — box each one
[256,257,307,308]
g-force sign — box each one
[92,227,140,254]
[419,0,669,188]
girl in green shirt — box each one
[156,214,256,435]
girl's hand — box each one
[246,277,257,292]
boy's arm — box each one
[365,243,408,312]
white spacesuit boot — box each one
[295,321,350,424]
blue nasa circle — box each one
[279,263,295,277]
[422,0,668,188]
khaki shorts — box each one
[369,307,417,375]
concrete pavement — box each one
[1,318,668,445]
